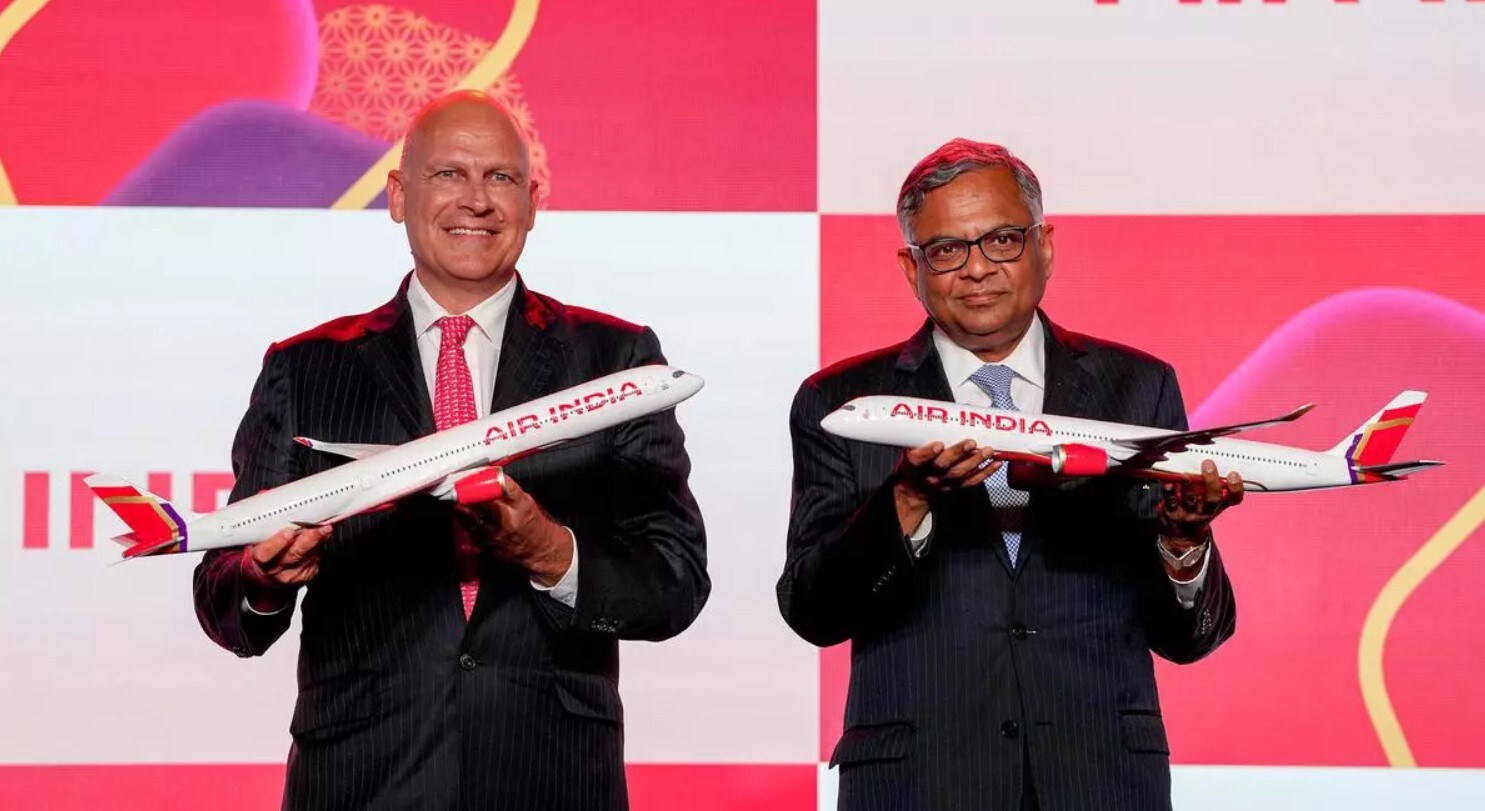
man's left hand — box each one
[1156,460,1244,578]
[457,473,574,587]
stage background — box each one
[2,1,1483,808]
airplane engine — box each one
[1050,444,1109,476]
[453,467,507,504]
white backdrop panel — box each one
[820,0,1485,215]
[816,765,1485,810]
[0,206,821,764]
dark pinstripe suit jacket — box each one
[779,314,1235,811]
[193,274,708,811]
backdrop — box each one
[2,1,1483,808]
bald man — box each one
[193,91,709,811]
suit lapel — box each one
[1040,312,1098,420]
[489,277,565,413]
[894,321,954,400]
[1025,312,1103,567]
[357,276,434,439]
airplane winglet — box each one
[294,437,394,460]
[1283,403,1317,422]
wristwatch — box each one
[1157,532,1210,570]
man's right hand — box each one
[241,524,331,613]
[892,440,1000,535]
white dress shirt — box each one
[405,270,516,422]
[406,271,578,607]
[907,317,1207,608]
[244,273,578,616]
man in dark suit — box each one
[194,91,708,811]
[779,139,1241,810]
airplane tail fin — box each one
[1326,391,1427,468]
[84,474,190,558]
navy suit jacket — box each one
[779,314,1235,811]
[194,275,708,811]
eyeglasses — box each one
[907,223,1044,273]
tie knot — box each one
[437,314,476,346]
[969,364,1017,410]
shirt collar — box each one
[406,270,516,342]
[932,313,1047,391]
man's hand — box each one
[892,440,1000,536]
[241,524,331,613]
[457,473,573,587]
[1157,460,1244,578]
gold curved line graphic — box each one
[1359,484,1485,767]
[0,157,15,206]
[0,0,55,205]
[330,0,542,211]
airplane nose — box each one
[668,368,705,398]
[819,404,857,435]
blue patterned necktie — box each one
[969,364,1028,565]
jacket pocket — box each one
[829,721,914,768]
[1119,712,1170,754]
[289,671,380,745]
[551,670,624,727]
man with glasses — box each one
[778,139,1240,810]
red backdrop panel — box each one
[817,213,1485,766]
[0,764,820,811]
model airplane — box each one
[87,365,704,559]
[820,390,1442,493]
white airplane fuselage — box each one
[822,396,1359,493]
[178,366,703,552]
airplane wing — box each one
[294,437,395,460]
[1111,403,1315,459]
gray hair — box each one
[896,139,1043,238]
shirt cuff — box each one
[240,548,293,616]
[531,526,578,608]
[241,595,292,616]
[1167,545,1212,610]
[907,512,933,558]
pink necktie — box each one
[433,315,481,619]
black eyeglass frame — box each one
[906,222,1045,273]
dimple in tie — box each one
[433,315,481,619]
[969,363,1028,566]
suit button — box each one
[1001,720,1020,738]
[1010,624,1029,641]
[458,653,478,671]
